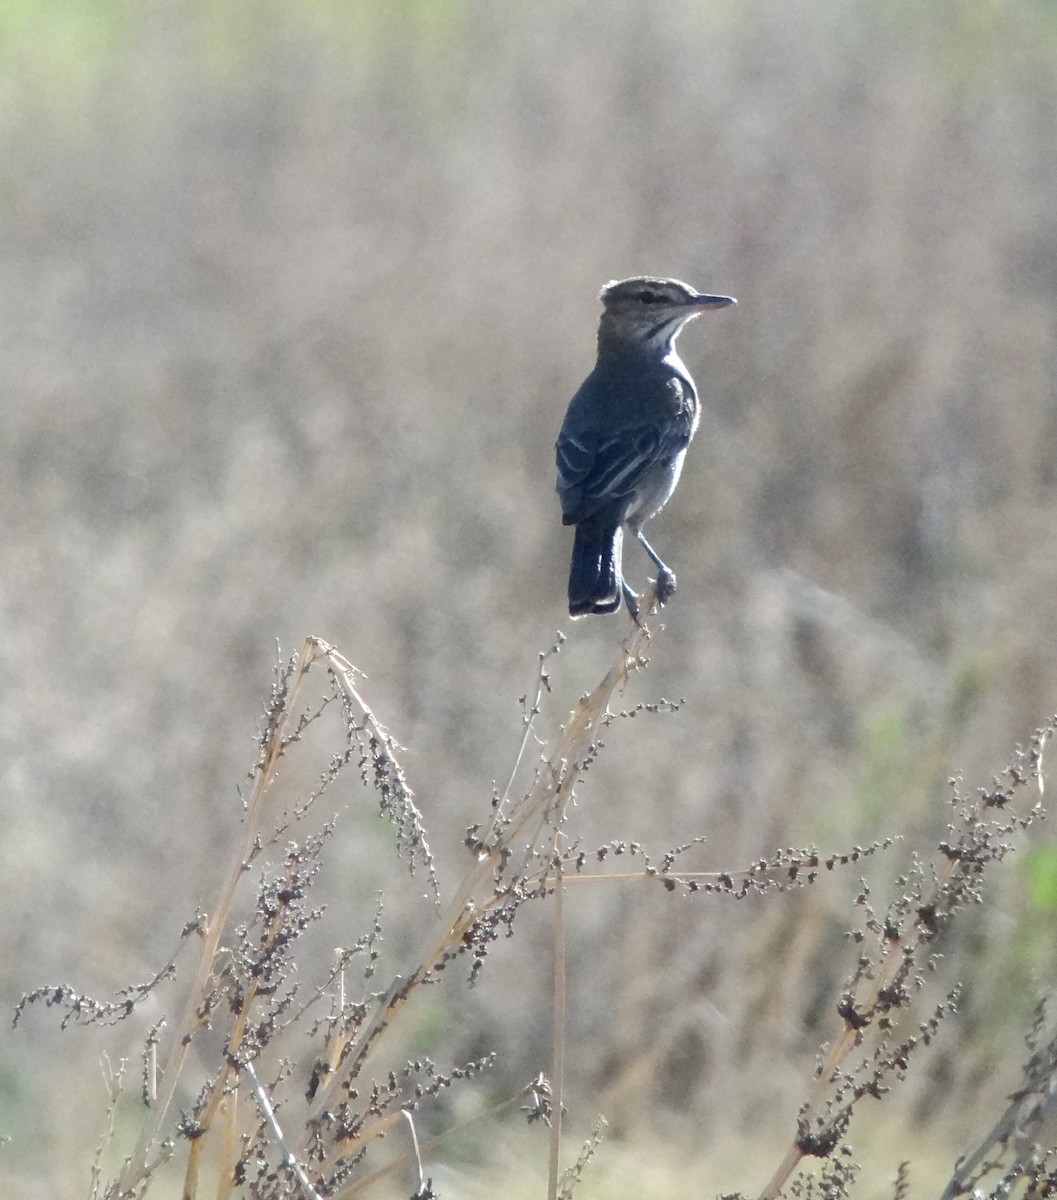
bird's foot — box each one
[621,581,643,627]
[655,569,677,606]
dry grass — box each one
[6,0,1057,1194]
[11,608,1057,1198]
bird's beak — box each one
[690,293,737,310]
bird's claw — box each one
[621,582,643,627]
[655,570,677,606]
[623,571,676,627]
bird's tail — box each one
[568,520,622,616]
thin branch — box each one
[548,841,567,1200]
[401,1110,426,1196]
[116,640,319,1195]
[245,1061,322,1200]
[302,593,664,1138]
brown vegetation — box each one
[5,2,1057,1195]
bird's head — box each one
[598,276,736,354]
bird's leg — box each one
[636,530,676,605]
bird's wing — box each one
[555,423,596,496]
[557,416,690,524]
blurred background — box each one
[4,0,1057,1194]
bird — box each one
[555,276,736,621]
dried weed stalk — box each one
[18,588,1056,1200]
[755,721,1055,1200]
[938,994,1057,1200]
[16,589,702,1198]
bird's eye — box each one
[637,289,659,303]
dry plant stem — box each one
[110,601,658,1192]
[182,851,307,1197]
[116,639,321,1195]
[315,1107,409,1176]
[937,998,1057,1200]
[756,840,963,1200]
[245,1062,322,1200]
[296,642,431,1128]
[400,1110,426,1195]
[499,648,552,811]
[938,1102,1020,1200]
[548,845,567,1200]
[90,1059,125,1200]
[756,743,1049,1200]
[301,599,660,1147]
[218,1083,239,1200]
[327,1094,526,1200]
[185,1121,206,1198]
